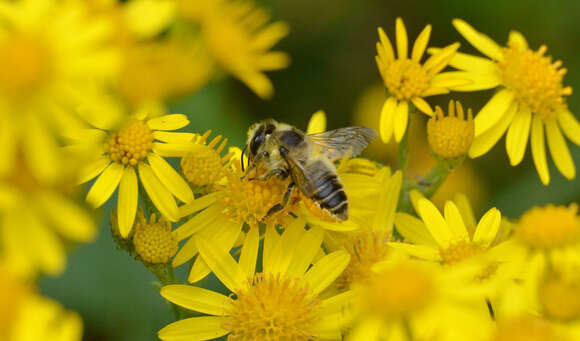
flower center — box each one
[0,36,52,98]
[218,168,295,229]
[427,101,474,159]
[516,204,580,250]
[132,211,178,264]
[497,45,572,119]
[539,275,580,322]
[336,230,391,290]
[224,273,321,341]
[492,316,557,341]
[364,264,434,317]
[0,267,30,335]
[104,119,154,166]
[439,239,484,265]
[181,131,231,187]
[384,59,430,100]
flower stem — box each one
[147,262,190,320]
[421,157,464,198]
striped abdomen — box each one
[309,161,348,220]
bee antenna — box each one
[241,144,247,171]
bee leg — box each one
[265,182,295,218]
[250,168,288,181]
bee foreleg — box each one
[249,168,288,181]
[265,182,295,218]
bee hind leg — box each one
[265,182,295,218]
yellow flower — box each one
[427,100,474,159]
[391,192,524,300]
[78,113,195,238]
[159,222,353,340]
[376,18,464,143]
[490,316,566,341]
[0,263,83,340]
[182,0,290,99]
[132,210,178,264]
[440,19,579,185]
[0,0,120,182]
[347,252,493,341]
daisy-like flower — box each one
[181,0,290,99]
[0,0,120,182]
[347,252,494,341]
[512,203,580,266]
[0,262,83,340]
[391,192,525,301]
[376,17,465,143]
[78,113,195,238]
[159,220,353,340]
[438,19,579,185]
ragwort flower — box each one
[376,18,464,143]
[438,19,579,185]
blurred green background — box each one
[42,0,580,340]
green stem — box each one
[402,319,414,341]
[421,161,453,199]
[146,262,189,320]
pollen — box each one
[497,44,572,119]
[539,274,580,322]
[382,59,430,100]
[427,100,474,159]
[181,131,233,187]
[439,239,484,266]
[491,316,557,341]
[104,119,154,166]
[336,230,391,290]
[132,211,178,264]
[223,273,321,341]
[516,204,580,250]
[218,169,294,229]
[0,267,30,334]
[364,263,434,317]
[0,36,52,98]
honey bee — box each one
[242,119,377,220]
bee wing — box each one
[307,127,377,160]
[279,150,318,196]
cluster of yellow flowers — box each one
[0,0,578,340]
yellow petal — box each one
[380,97,397,143]
[262,226,280,273]
[372,170,402,231]
[312,313,346,339]
[172,234,198,267]
[387,242,441,261]
[440,50,498,73]
[256,51,291,70]
[117,167,138,238]
[508,30,528,49]
[179,192,224,217]
[431,71,501,92]
[558,111,580,146]
[251,21,290,49]
[267,218,307,275]
[124,0,176,39]
[158,316,229,341]
[474,89,515,136]
[174,203,224,241]
[153,131,196,143]
[307,110,327,134]
[393,100,409,142]
[239,228,260,278]
[411,97,433,116]
[319,290,358,315]
[25,211,66,275]
[286,227,325,277]
[147,114,189,131]
[417,198,452,247]
[395,18,408,59]
[303,250,350,294]
[86,162,124,208]
[472,208,501,248]
[36,191,96,242]
[452,19,504,61]
[531,115,550,185]
[24,116,60,183]
[0,114,15,177]
[153,142,193,157]
[453,193,477,229]
[377,27,395,63]
[423,42,459,74]
[238,71,274,100]
[411,24,431,62]
[346,316,383,341]
[138,163,180,221]
[506,108,532,166]
[160,285,232,315]
[195,234,246,293]
[409,189,425,214]
[78,157,111,185]
[394,213,438,246]
[444,201,469,239]
[546,119,575,180]
[469,102,517,158]
[148,154,194,203]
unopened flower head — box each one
[445,19,579,185]
[375,17,463,143]
[132,211,178,264]
[427,100,474,159]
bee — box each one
[242,119,377,221]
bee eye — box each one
[250,134,265,156]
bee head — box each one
[242,119,278,171]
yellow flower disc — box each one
[181,145,224,187]
[224,273,320,341]
[427,101,474,159]
[105,119,154,166]
[383,59,429,100]
[336,230,391,289]
[0,36,52,98]
[516,204,580,249]
[492,316,558,341]
[364,263,434,317]
[439,239,484,266]
[133,213,178,264]
[539,276,580,322]
[498,44,571,119]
